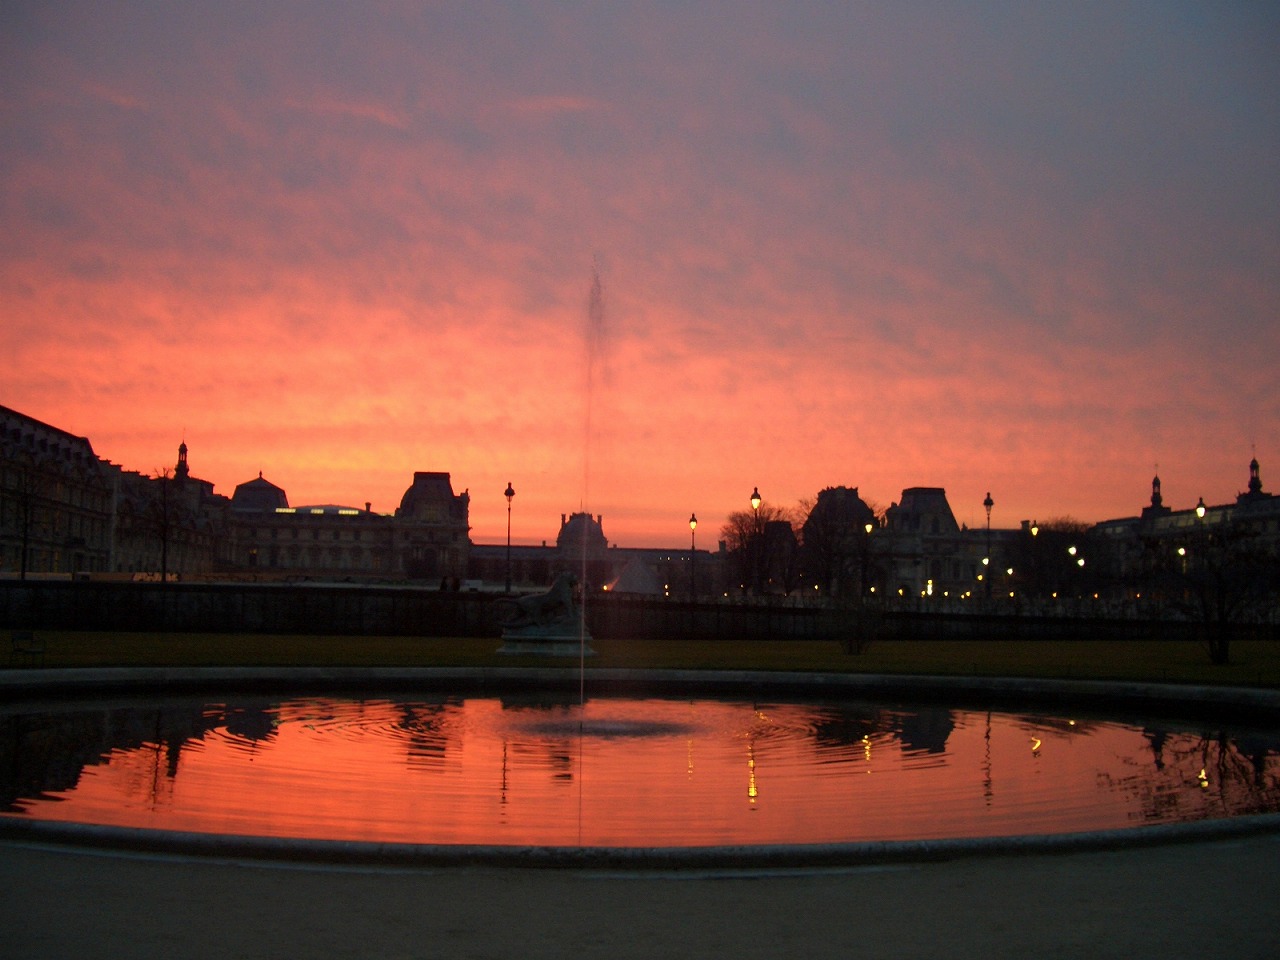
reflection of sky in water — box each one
[3,696,1279,847]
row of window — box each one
[243,527,376,542]
[0,501,110,542]
[0,470,111,512]
[0,544,105,573]
[247,546,388,571]
[239,527,464,544]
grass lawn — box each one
[9,630,1280,688]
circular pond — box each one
[4,678,1280,857]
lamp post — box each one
[750,486,762,595]
[1192,495,1207,582]
[983,492,993,601]
[504,482,515,593]
[1068,544,1085,600]
[1028,520,1039,598]
[689,513,698,598]
[861,520,874,599]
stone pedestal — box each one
[498,616,595,657]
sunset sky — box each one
[3,2,1277,547]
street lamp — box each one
[749,487,762,595]
[689,513,698,597]
[983,492,993,600]
[862,520,874,598]
[504,482,515,593]
[1196,497,1206,520]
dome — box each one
[556,512,607,555]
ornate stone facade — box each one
[2,405,471,581]
[0,405,114,576]
[227,470,470,581]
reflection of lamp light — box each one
[500,740,508,804]
[747,742,758,804]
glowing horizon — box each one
[3,3,1276,548]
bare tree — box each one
[2,458,50,579]
[720,502,791,594]
[1014,516,1095,600]
[150,467,174,582]
[1136,517,1278,665]
[719,503,789,554]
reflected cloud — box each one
[4,694,1279,845]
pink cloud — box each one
[3,3,1276,548]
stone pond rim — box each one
[4,665,1279,725]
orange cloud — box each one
[3,3,1276,548]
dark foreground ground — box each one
[4,833,1279,960]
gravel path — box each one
[5,833,1279,960]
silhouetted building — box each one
[228,470,470,580]
[1091,457,1280,600]
[467,510,721,596]
[879,487,997,599]
[0,405,113,576]
[110,444,232,577]
[800,485,877,598]
[231,473,288,512]
[396,472,471,578]
[1140,474,1172,524]
[1237,457,1272,506]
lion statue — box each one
[500,572,579,629]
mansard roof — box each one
[397,471,467,521]
[1,404,100,465]
[231,473,289,511]
[887,487,960,534]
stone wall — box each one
[4,580,1253,645]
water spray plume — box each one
[581,258,607,706]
